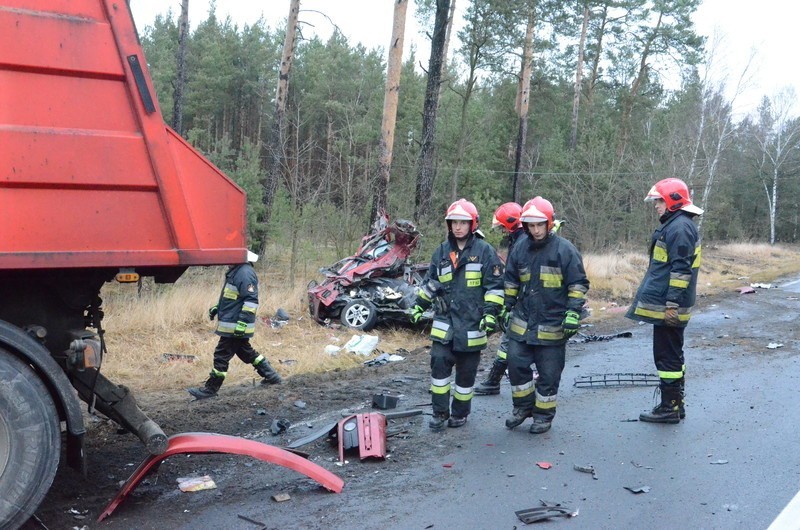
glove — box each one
[479,314,497,334]
[562,310,580,338]
[664,305,680,327]
[410,305,424,324]
[233,320,248,337]
[498,306,510,332]
[208,305,219,321]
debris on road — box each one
[570,331,633,343]
[177,475,217,492]
[333,412,387,462]
[750,283,773,289]
[624,485,651,494]
[574,373,659,387]
[271,493,291,502]
[443,462,455,468]
[736,286,756,294]
[536,462,552,470]
[372,392,400,410]
[710,460,729,465]
[515,501,577,523]
[270,418,290,436]
[237,514,267,528]
[294,400,307,409]
[574,464,598,479]
[363,352,405,366]
[766,343,784,349]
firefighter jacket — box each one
[415,233,504,352]
[626,210,701,327]
[504,233,589,345]
[215,263,259,338]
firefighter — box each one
[474,202,526,396]
[410,199,504,429]
[188,251,282,399]
[627,178,702,423]
[503,197,589,434]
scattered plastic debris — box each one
[161,353,196,363]
[736,286,756,294]
[624,485,651,494]
[767,343,784,349]
[177,475,217,492]
[344,334,380,355]
[574,373,659,387]
[271,492,291,502]
[515,501,577,523]
[270,418,290,435]
[363,352,405,366]
[750,283,772,289]
[255,409,266,416]
[710,460,729,465]
[294,400,307,409]
[238,514,267,527]
[278,358,297,365]
[570,331,633,343]
[324,344,342,355]
[536,462,552,470]
[372,392,400,410]
[443,462,455,468]
[574,464,598,479]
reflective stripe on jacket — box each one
[626,210,701,327]
[416,233,503,352]
[504,233,589,345]
[216,263,259,337]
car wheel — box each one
[340,299,378,331]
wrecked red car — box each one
[307,215,428,330]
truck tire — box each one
[0,351,61,530]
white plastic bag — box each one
[343,334,380,356]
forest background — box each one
[137,0,800,281]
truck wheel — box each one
[340,299,378,331]
[0,351,60,530]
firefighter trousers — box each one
[429,342,481,418]
[212,336,261,374]
[653,325,685,392]
[507,340,565,422]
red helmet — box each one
[491,202,522,232]
[445,199,479,232]
[645,178,704,215]
[520,196,554,230]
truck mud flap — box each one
[98,432,344,522]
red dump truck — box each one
[0,1,249,527]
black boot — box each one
[474,360,506,395]
[505,407,532,429]
[640,385,681,424]
[429,411,449,430]
[188,373,224,399]
[678,378,686,419]
[447,415,468,428]
[255,359,282,385]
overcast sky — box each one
[128,0,799,117]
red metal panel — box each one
[0,0,106,20]
[1,189,172,252]
[97,433,344,522]
[0,10,123,77]
[0,70,138,131]
[1,130,157,188]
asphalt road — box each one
[97,276,800,530]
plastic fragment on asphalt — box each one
[737,286,756,294]
[515,501,577,523]
[574,464,598,479]
[710,460,729,465]
[443,462,455,468]
[271,493,291,502]
[624,485,651,494]
[767,343,784,349]
[536,462,552,470]
[177,475,216,492]
[750,283,773,289]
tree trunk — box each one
[585,4,608,112]
[413,0,451,224]
[570,3,589,151]
[371,0,408,226]
[259,0,300,254]
[172,0,189,134]
[512,9,535,204]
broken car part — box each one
[574,373,660,388]
[335,412,387,463]
[98,432,344,521]
[515,501,577,523]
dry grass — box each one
[100,243,800,391]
